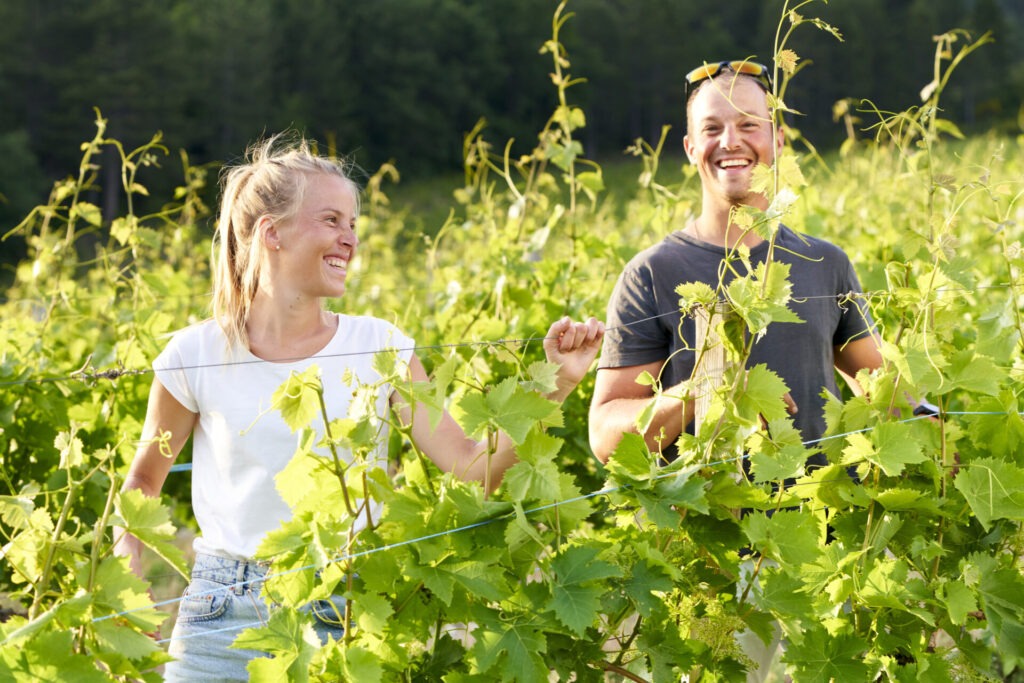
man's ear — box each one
[683,134,696,164]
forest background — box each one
[2,0,1024,678]
[1,0,1023,280]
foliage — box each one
[1,2,1024,681]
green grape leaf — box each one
[880,340,944,392]
[676,281,718,310]
[736,364,791,424]
[784,629,870,683]
[473,620,548,681]
[458,377,558,444]
[742,509,821,567]
[0,493,35,531]
[272,365,323,433]
[974,560,1024,661]
[2,630,110,682]
[91,618,162,660]
[521,359,560,395]
[85,556,167,632]
[941,350,1002,397]
[493,389,561,442]
[859,558,910,611]
[655,465,710,514]
[604,432,655,485]
[942,580,976,626]
[842,421,925,477]
[0,594,92,645]
[236,608,320,683]
[953,457,1024,530]
[352,590,394,634]
[115,489,189,579]
[502,427,562,501]
[54,430,84,469]
[334,645,384,683]
[727,262,802,335]
[548,545,622,635]
[748,419,809,483]
[624,560,674,618]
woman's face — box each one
[272,172,359,300]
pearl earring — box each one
[275,245,281,251]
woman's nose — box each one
[340,225,358,248]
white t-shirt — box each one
[154,314,414,559]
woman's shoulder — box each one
[331,313,414,347]
[162,318,223,345]
[156,318,231,361]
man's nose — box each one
[719,125,741,149]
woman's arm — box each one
[114,377,197,576]
[392,317,603,489]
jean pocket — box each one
[310,596,346,629]
[176,577,231,624]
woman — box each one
[114,134,603,680]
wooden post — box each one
[692,301,730,437]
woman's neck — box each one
[245,294,337,362]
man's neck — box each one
[688,210,766,249]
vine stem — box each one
[88,458,120,592]
[29,472,78,619]
[316,381,358,519]
[931,394,949,581]
[597,660,649,683]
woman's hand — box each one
[543,316,605,401]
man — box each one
[589,61,883,465]
[588,59,886,683]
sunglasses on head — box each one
[684,60,772,96]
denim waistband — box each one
[189,552,270,594]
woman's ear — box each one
[257,216,280,252]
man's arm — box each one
[588,362,694,464]
[834,334,884,394]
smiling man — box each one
[587,57,885,683]
[588,60,882,466]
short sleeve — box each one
[153,331,200,413]
[832,257,877,347]
[599,265,671,369]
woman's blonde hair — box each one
[211,133,359,348]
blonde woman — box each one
[116,134,603,680]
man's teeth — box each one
[326,258,347,270]
[718,159,749,168]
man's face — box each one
[683,75,782,210]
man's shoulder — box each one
[622,232,694,271]
[777,225,851,261]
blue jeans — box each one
[163,553,345,682]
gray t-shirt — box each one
[600,225,875,455]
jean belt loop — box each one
[234,560,246,596]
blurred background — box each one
[1,0,1022,271]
